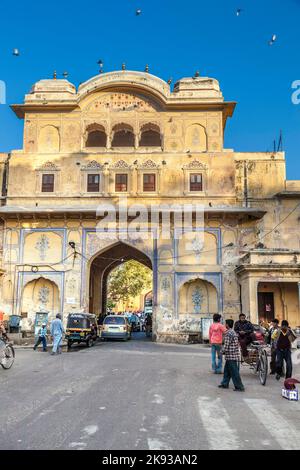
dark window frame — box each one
[189,173,203,192]
[115,173,128,192]
[143,173,156,192]
[41,173,55,193]
[87,173,100,193]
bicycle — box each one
[240,341,268,386]
[0,337,15,369]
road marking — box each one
[69,442,87,449]
[83,425,98,437]
[245,399,300,450]
[197,397,241,450]
[151,394,164,404]
[147,438,171,450]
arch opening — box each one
[112,124,135,147]
[85,124,107,147]
[139,123,162,147]
[88,242,153,340]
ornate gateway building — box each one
[0,69,300,342]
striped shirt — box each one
[223,329,240,361]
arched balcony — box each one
[85,124,107,148]
[139,123,162,147]
[111,123,135,147]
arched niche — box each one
[38,125,60,153]
[177,231,218,265]
[178,278,218,315]
[21,277,60,323]
[185,123,207,152]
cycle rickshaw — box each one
[240,340,268,386]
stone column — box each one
[240,275,258,323]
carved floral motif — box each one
[183,160,207,170]
[35,234,50,261]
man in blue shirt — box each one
[33,323,48,352]
[50,314,64,355]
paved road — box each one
[1,333,300,450]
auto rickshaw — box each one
[65,313,98,349]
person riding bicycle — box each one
[234,314,256,358]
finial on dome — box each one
[53,70,57,80]
[145,64,149,73]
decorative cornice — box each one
[182,160,208,170]
[110,159,130,170]
[81,160,103,170]
[138,159,159,170]
[36,161,60,171]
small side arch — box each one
[178,278,218,315]
[39,125,60,153]
[185,123,207,152]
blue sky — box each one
[0,0,299,178]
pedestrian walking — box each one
[50,314,64,355]
[33,322,48,352]
[273,320,297,380]
[218,319,245,392]
[267,318,279,374]
[209,314,226,374]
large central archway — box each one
[88,242,153,325]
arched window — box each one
[85,124,107,148]
[112,124,135,147]
[139,123,161,147]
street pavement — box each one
[1,333,300,450]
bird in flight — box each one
[236,8,243,16]
[268,34,277,45]
[136,8,142,15]
[12,48,20,56]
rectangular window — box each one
[41,174,54,192]
[115,173,128,192]
[87,174,100,192]
[190,173,203,191]
[143,173,156,192]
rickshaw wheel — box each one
[1,344,15,369]
[86,338,94,347]
[258,349,268,386]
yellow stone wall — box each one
[0,71,299,338]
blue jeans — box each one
[221,360,245,390]
[34,336,47,351]
[52,334,62,353]
[211,344,223,372]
